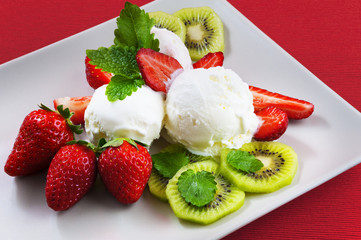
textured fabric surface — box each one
[1,0,360,239]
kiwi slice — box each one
[166,160,245,225]
[148,144,215,201]
[149,11,186,42]
[220,142,298,193]
[173,7,224,61]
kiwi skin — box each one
[220,142,298,193]
[149,11,186,42]
[173,6,224,61]
[166,160,245,225]
[147,144,184,201]
[148,170,169,201]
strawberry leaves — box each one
[39,104,83,135]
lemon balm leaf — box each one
[86,46,139,77]
[227,149,264,173]
[178,170,217,207]
[106,75,144,102]
[152,152,189,178]
[114,2,159,51]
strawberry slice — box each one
[136,48,183,93]
[53,96,92,125]
[254,106,289,141]
[249,85,314,120]
[85,56,112,89]
[193,52,224,69]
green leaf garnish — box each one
[227,149,264,173]
[114,2,159,51]
[105,75,144,102]
[85,2,160,102]
[178,170,217,207]
[86,46,144,102]
[86,46,139,77]
[151,152,190,178]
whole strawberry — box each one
[45,142,97,211]
[98,138,152,204]
[4,104,82,176]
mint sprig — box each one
[178,170,217,207]
[86,46,139,77]
[106,75,144,101]
[227,149,264,173]
[86,2,160,102]
[152,152,190,178]
[114,2,159,51]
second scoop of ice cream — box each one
[164,67,259,156]
[151,27,193,70]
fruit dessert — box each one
[4,2,314,225]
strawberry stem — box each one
[40,103,83,135]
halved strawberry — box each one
[254,106,288,141]
[136,48,183,93]
[85,56,112,89]
[193,52,224,69]
[53,96,91,125]
[249,85,314,120]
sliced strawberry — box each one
[85,56,112,89]
[254,106,289,141]
[193,52,224,69]
[136,48,183,93]
[249,85,314,120]
[53,96,92,125]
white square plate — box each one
[1,0,361,239]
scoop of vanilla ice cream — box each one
[151,27,193,70]
[164,67,259,156]
[84,85,165,146]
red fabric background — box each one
[1,0,360,239]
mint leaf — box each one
[227,149,264,173]
[152,152,189,178]
[178,170,217,207]
[85,2,160,102]
[86,46,145,101]
[114,2,159,51]
[86,46,139,77]
[105,75,144,102]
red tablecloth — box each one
[1,0,360,239]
